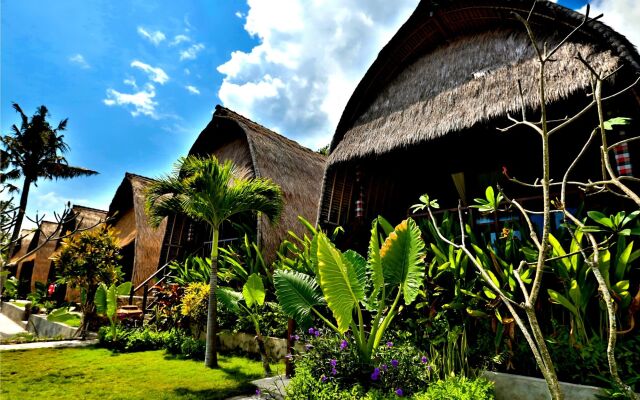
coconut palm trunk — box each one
[204,226,220,368]
[7,177,31,259]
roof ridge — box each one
[72,204,108,214]
[214,105,326,159]
[125,172,156,182]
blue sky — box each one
[1,0,636,225]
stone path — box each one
[227,375,290,400]
[0,338,98,351]
[0,313,26,339]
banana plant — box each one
[274,217,426,364]
[94,281,132,340]
[217,273,272,376]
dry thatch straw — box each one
[29,221,59,292]
[327,0,640,165]
[9,229,36,280]
[108,173,167,289]
[183,105,326,262]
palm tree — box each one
[146,155,283,368]
[1,103,98,257]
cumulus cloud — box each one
[103,83,159,118]
[171,34,191,46]
[180,43,205,61]
[235,11,244,18]
[216,0,419,149]
[19,191,92,229]
[580,0,640,48]
[130,60,169,84]
[185,85,201,95]
[69,54,90,69]
[137,26,166,45]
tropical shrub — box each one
[167,256,210,285]
[416,376,494,400]
[94,281,132,340]
[274,217,426,367]
[180,282,209,337]
[98,326,169,352]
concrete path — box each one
[0,313,27,339]
[227,375,290,400]
[0,338,98,351]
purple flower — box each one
[391,359,399,368]
[381,364,388,371]
[305,344,313,351]
[255,389,261,396]
[395,388,404,397]
[340,340,348,350]
[386,341,394,348]
[330,359,337,367]
[321,375,328,383]
[331,368,337,376]
[427,365,432,371]
[285,353,293,359]
[421,356,428,364]
[308,327,315,335]
[293,335,300,341]
[314,329,320,337]
[370,368,380,381]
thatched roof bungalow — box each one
[319,0,640,247]
[160,105,326,265]
[107,173,167,290]
[9,229,36,297]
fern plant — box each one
[273,217,426,365]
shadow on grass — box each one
[172,383,258,400]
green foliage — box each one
[98,326,170,352]
[94,281,132,340]
[275,217,426,365]
[417,376,494,400]
[54,225,122,292]
[470,186,505,214]
[47,307,82,327]
[1,275,19,300]
[180,282,209,336]
[167,256,210,285]
[584,210,640,236]
[286,363,366,400]
[219,234,268,284]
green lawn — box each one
[0,347,270,400]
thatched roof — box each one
[8,229,35,265]
[327,0,640,165]
[69,205,107,230]
[108,173,167,287]
[31,221,59,290]
[188,105,326,260]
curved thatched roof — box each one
[108,173,167,287]
[189,105,326,259]
[327,0,640,165]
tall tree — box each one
[1,103,98,257]
[146,155,283,368]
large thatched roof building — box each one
[9,229,36,297]
[108,173,167,290]
[160,105,326,265]
[319,0,640,246]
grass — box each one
[0,347,272,400]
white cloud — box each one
[171,34,191,46]
[180,43,205,61]
[185,85,201,95]
[123,78,137,88]
[130,60,169,85]
[580,0,640,49]
[235,11,244,18]
[69,54,90,69]
[216,0,419,149]
[103,83,159,118]
[19,191,92,229]
[137,26,166,45]
[184,68,191,75]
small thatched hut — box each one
[319,0,640,247]
[108,173,167,289]
[160,105,326,265]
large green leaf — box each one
[273,269,323,327]
[367,218,384,305]
[380,218,426,305]
[548,289,578,316]
[588,211,614,229]
[343,250,367,296]
[94,284,108,315]
[615,241,634,281]
[548,233,571,274]
[116,282,132,296]
[217,287,243,315]
[317,233,364,333]
[106,284,118,318]
[243,273,265,308]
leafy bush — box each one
[167,256,210,285]
[291,331,434,397]
[416,376,494,400]
[180,282,209,336]
[286,363,365,400]
[98,326,169,352]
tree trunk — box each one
[6,178,31,261]
[204,226,220,368]
[255,332,272,377]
